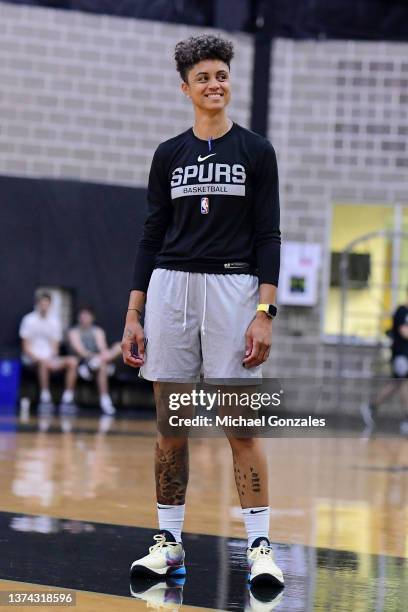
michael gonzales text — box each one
[168,415,326,427]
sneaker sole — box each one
[130,564,186,579]
[249,572,284,588]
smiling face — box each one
[181,59,231,113]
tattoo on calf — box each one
[155,442,189,505]
[234,458,247,499]
[234,461,262,499]
[250,466,261,493]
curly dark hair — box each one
[175,34,234,82]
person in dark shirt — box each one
[122,35,283,589]
[68,306,121,416]
[391,304,408,362]
[361,297,408,431]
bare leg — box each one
[228,437,269,508]
[153,382,193,505]
[373,379,401,407]
[155,433,189,505]
[37,360,50,391]
[96,363,109,395]
[64,357,78,391]
[217,384,269,508]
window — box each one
[324,203,408,341]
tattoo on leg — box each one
[155,442,188,505]
[250,466,261,493]
[234,458,246,499]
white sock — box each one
[157,503,185,543]
[100,393,112,405]
[242,506,270,547]
[61,389,74,403]
[40,389,51,403]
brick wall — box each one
[2,3,408,410]
[0,2,253,185]
[267,39,408,394]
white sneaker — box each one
[130,577,185,608]
[130,531,186,579]
[100,395,116,415]
[247,538,284,588]
[39,390,52,404]
[61,390,75,405]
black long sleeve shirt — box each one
[132,122,281,293]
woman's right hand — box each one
[121,316,145,368]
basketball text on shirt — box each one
[170,163,246,199]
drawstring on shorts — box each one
[182,272,190,332]
[201,274,207,336]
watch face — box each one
[268,304,277,318]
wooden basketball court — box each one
[0,409,407,610]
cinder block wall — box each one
[268,39,408,389]
[0,2,253,185]
[2,3,408,403]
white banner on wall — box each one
[278,242,321,306]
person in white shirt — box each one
[19,292,78,406]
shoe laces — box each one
[248,545,273,561]
[149,533,177,554]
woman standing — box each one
[122,34,283,588]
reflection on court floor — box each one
[0,410,407,611]
[0,511,406,611]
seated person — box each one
[68,306,121,415]
[19,292,78,408]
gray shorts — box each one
[140,268,262,382]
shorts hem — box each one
[139,369,200,383]
[139,370,262,384]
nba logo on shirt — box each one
[201,197,209,214]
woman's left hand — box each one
[242,314,273,368]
